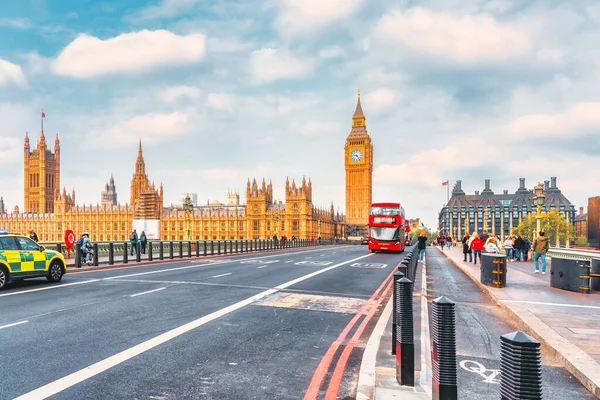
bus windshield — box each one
[370,206,401,216]
[370,227,400,241]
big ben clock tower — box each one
[345,91,373,236]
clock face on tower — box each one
[350,149,363,162]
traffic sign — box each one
[64,229,75,260]
[64,229,75,248]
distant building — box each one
[101,175,118,207]
[438,178,576,240]
[588,196,600,247]
[409,218,424,231]
[574,207,587,239]
[0,197,5,214]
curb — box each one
[66,246,327,275]
[436,247,600,398]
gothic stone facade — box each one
[0,131,344,243]
[438,178,576,240]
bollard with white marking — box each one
[431,296,457,400]
[396,277,415,386]
[500,331,543,400]
[391,270,405,355]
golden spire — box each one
[352,89,365,127]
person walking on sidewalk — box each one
[462,232,472,262]
[417,231,427,262]
[532,231,550,274]
[470,233,484,265]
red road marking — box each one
[324,277,393,400]
[303,260,401,400]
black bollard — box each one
[93,243,99,266]
[396,277,415,386]
[136,242,141,262]
[399,259,409,277]
[75,246,82,268]
[203,241,207,256]
[500,331,543,400]
[217,241,221,255]
[108,242,114,265]
[210,241,214,256]
[169,242,174,259]
[431,296,458,400]
[196,241,200,257]
[179,241,183,258]
[187,241,192,258]
[159,241,164,260]
[391,270,405,355]
[123,243,128,264]
[224,240,228,254]
[148,242,153,261]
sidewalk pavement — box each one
[438,245,600,398]
[357,257,431,400]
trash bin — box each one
[480,253,507,288]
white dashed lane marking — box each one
[0,320,29,330]
[211,273,232,278]
[129,287,166,298]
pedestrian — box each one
[417,231,427,262]
[513,235,524,261]
[532,231,549,274]
[470,233,484,265]
[462,232,472,262]
[503,236,514,261]
[29,229,39,242]
[140,231,147,254]
[129,229,138,256]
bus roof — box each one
[371,202,402,207]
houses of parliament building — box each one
[0,99,378,242]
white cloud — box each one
[536,49,563,64]
[275,0,363,36]
[0,17,32,29]
[206,93,236,111]
[505,102,600,140]
[319,46,345,59]
[161,85,202,103]
[0,136,21,165]
[52,30,206,78]
[364,88,396,111]
[249,48,314,84]
[88,111,192,147]
[131,0,201,21]
[374,8,532,63]
[0,59,27,87]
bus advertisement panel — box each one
[368,202,406,252]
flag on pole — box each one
[42,111,46,118]
[442,180,449,186]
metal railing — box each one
[38,238,354,267]
[547,247,600,262]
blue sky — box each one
[1,0,599,229]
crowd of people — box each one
[433,229,550,274]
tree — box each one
[514,209,574,246]
[574,235,590,248]
[411,228,437,244]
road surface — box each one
[0,245,400,400]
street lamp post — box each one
[183,194,194,241]
[533,182,546,239]
[483,208,489,233]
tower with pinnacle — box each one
[344,90,373,233]
[24,130,61,213]
[129,140,163,219]
[101,175,118,207]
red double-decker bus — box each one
[368,202,407,252]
